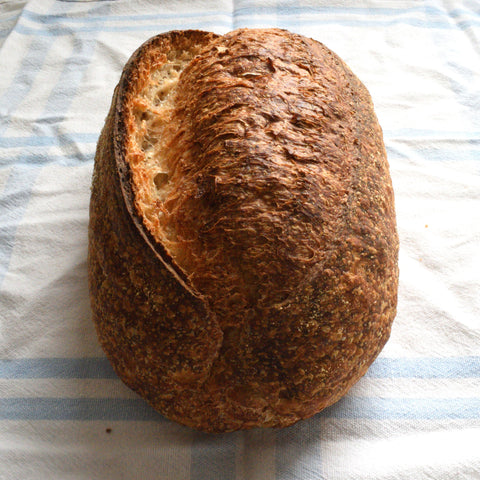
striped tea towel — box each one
[0,0,479,479]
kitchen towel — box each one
[1,1,479,478]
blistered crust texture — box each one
[88,28,399,433]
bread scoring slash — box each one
[88,28,399,432]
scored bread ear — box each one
[114,30,220,289]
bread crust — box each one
[88,28,399,432]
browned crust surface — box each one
[88,28,399,432]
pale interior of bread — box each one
[126,48,197,266]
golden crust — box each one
[88,28,399,432]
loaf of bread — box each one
[88,28,398,432]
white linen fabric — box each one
[0,1,479,479]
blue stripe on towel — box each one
[16,5,480,29]
[0,397,478,421]
[366,356,480,379]
[0,397,164,421]
[1,356,478,380]
[0,357,117,379]
[9,9,480,37]
[326,396,480,420]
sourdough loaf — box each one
[88,28,399,432]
